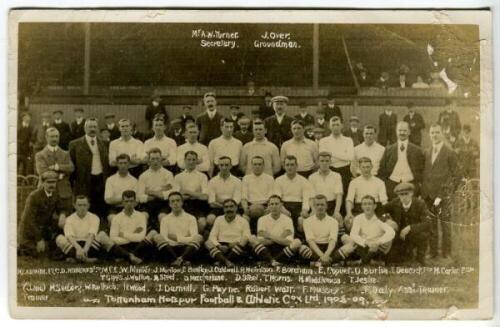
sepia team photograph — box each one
[7,9,494,320]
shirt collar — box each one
[385,110,392,115]
[44,189,53,198]
[54,119,62,124]
[85,135,97,143]
[433,142,444,152]
[107,123,115,128]
[398,139,409,148]
[402,200,412,209]
[76,117,83,124]
[47,145,58,152]
[207,109,217,118]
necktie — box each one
[400,143,405,152]
[90,139,95,146]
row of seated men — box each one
[24,94,464,264]
[20,169,428,267]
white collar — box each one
[54,119,62,124]
[207,109,217,117]
[107,123,115,128]
[433,142,444,152]
[44,189,53,198]
[47,145,58,152]
[76,117,83,123]
[402,200,412,209]
[398,139,409,147]
[85,135,97,143]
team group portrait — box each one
[15,22,480,273]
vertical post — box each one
[312,24,319,90]
[83,23,91,95]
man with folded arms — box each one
[147,192,203,266]
[174,151,210,233]
[251,195,311,266]
[205,199,252,267]
[55,195,101,263]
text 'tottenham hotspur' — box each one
[191,29,301,49]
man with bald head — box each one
[35,127,74,211]
[379,121,424,199]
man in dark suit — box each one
[294,102,315,126]
[342,115,364,146]
[69,118,110,222]
[378,102,398,146]
[70,108,86,140]
[18,112,36,175]
[18,171,67,257]
[35,127,74,212]
[437,99,462,141]
[104,113,121,141]
[421,124,460,261]
[324,93,343,123]
[379,121,425,199]
[264,95,294,149]
[383,182,431,265]
[259,92,274,120]
[145,95,168,130]
[196,92,224,146]
[179,106,195,133]
[403,102,426,146]
[34,112,52,153]
[52,110,72,151]
[228,105,245,132]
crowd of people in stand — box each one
[17,91,479,268]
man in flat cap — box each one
[70,108,86,141]
[382,182,431,265]
[52,110,72,150]
[196,92,224,146]
[104,113,120,141]
[264,95,294,149]
[18,171,67,257]
[342,115,364,146]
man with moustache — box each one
[35,127,74,212]
[379,121,424,200]
[264,95,294,149]
[69,118,110,219]
[196,92,224,146]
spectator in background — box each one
[294,102,315,126]
[250,108,261,123]
[375,71,391,89]
[429,70,446,89]
[18,112,36,175]
[454,124,479,178]
[52,110,72,151]
[264,95,294,149]
[104,113,120,141]
[396,64,412,89]
[145,95,168,130]
[228,105,244,132]
[343,115,364,146]
[314,107,329,134]
[324,92,343,123]
[355,62,371,87]
[70,108,86,140]
[259,92,274,120]
[378,101,398,146]
[34,112,52,153]
[196,92,223,146]
[412,75,430,89]
[438,99,462,143]
[132,122,146,142]
[167,118,185,146]
[179,106,194,129]
[234,116,254,145]
[100,129,111,147]
[403,102,425,146]
[304,125,315,141]
[312,127,325,146]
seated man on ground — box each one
[147,192,204,266]
[98,190,150,264]
[339,195,395,266]
[55,195,101,263]
[250,195,311,266]
[205,199,252,267]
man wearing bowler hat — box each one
[264,95,294,149]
